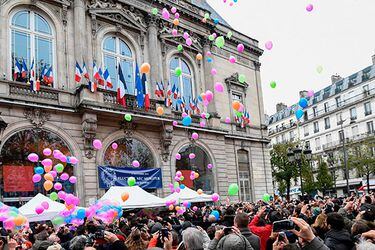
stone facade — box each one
[0,0,272,206]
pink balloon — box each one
[201,113,207,119]
[172,121,178,126]
[111,143,118,150]
[41,201,49,210]
[172,29,178,36]
[174,176,180,182]
[199,121,206,127]
[54,182,62,191]
[186,38,192,46]
[192,206,198,211]
[41,159,52,168]
[35,206,44,215]
[70,156,79,164]
[183,32,190,39]
[212,33,217,39]
[176,171,182,177]
[175,187,181,193]
[206,51,212,56]
[206,90,213,102]
[225,117,231,124]
[229,56,236,64]
[69,176,77,184]
[60,173,69,181]
[189,153,196,159]
[182,112,188,118]
[237,44,245,53]
[162,9,170,19]
[215,82,224,92]
[175,153,181,160]
[43,148,52,156]
[53,150,61,159]
[238,103,244,112]
[60,155,67,163]
[211,68,217,75]
[93,139,102,150]
[183,201,189,207]
[191,132,199,140]
[306,4,314,12]
[32,174,41,183]
[203,100,209,107]
[171,6,177,14]
[174,13,180,19]
[50,171,57,178]
[58,191,66,200]
[132,160,140,168]
[307,90,315,97]
[265,41,273,50]
[207,163,213,169]
[28,153,39,162]
[212,193,220,202]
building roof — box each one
[267,64,375,125]
[190,0,230,26]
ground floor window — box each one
[238,149,252,201]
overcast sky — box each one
[207,0,375,115]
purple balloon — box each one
[35,206,44,215]
[306,4,314,12]
[93,139,102,150]
[207,163,213,169]
[50,171,57,178]
[237,43,245,53]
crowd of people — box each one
[1,193,375,250]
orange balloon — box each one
[173,18,179,26]
[121,192,129,202]
[196,53,203,61]
[65,203,75,210]
[201,93,206,101]
[232,101,240,111]
[168,205,174,210]
[140,63,151,74]
[44,165,52,173]
[157,107,164,116]
[175,206,180,211]
[14,215,24,226]
[44,173,54,182]
[44,180,53,191]
[197,189,203,195]
[194,172,199,179]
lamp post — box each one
[288,144,312,197]
[327,153,337,195]
[338,119,350,195]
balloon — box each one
[58,191,66,200]
[197,189,203,195]
[306,4,314,12]
[182,112,188,118]
[316,65,323,74]
[172,121,178,126]
[50,192,58,201]
[215,36,225,48]
[172,29,178,36]
[207,163,213,169]
[43,148,52,156]
[70,156,78,164]
[35,206,44,215]
[232,101,241,111]
[225,117,231,124]
[211,210,220,220]
[192,206,198,211]
[112,143,118,150]
[127,177,136,187]
[189,153,196,159]
[180,184,186,189]
[168,205,174,210]
[140,63,151,74]
[173,18,179,26]
[227,31,233,38]
[54,182,62,191]
[237,43,245,53]
[196,53,203,61]
[151,8,158,15]
[171,7,177,14]
[228,183,239,196]
[60,173,69,181]
[32,174,42,183]
[162,8,170,19]
[28,153,39,162]
[206,90,213,102]
[121,192,129,202]
[124,114,132,122]
[55,163,64,173]
[199,121,206,127]
[270,81,277,89]
[263,193,271,202]
[177,44,183,52]
[212,193,220,202]
[41,201,49,210]
[299,98,308,108]
[14,215,24,226]
[175,13,180,19]
[186,38,192,46]
[307,90,314,97]
[204,13,210,19]
[60,155,67,163]
[191,132,199,140]
[265,41,273,50]
[52,216,64,225]
[77,208,86,219]
[295,109,304,120]
[132,160,140,168]
[157,107,164,115]
[214,82,224,93]
[69,176,77,184]
[211,68,217,75]
[50,170,57,178]
[175,67,182,77]
[44,173,54,182]
[43,181,53,191]
[182,116,192,126]
[229,56,236,64]
[175,153,181,160]
[238,74,246,83]
[93,139,102,150]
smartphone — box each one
[223,227,232,235]
[273,220,295,232]
[160,228,169,240]
[278,231,286,241]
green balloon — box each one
[235,111,242,118]
[204,13,210,19]
[262,193,271,202]
[151,8,158,15]
[206,113,210,119]
[50,192,58,201]
[215,36,225,48]
[227,31,233,39]
[228,183,239,196]
[175,67,182,77]
[127,177,136,187]
[208,35,215,41]
[180,176,184,181]
[9,211,18,217]
[238,74,246,84]
[52,216,64,225]
[124,114,132,122]
[270,81,276,89]
[55,163,64,173]
[174,182,179,188]
[177,44,183,52]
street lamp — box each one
[338,119,350,195]
[288,144,312,197]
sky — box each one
[206,0,375,115]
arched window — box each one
[102,36,134,93]
[0,129,74,207]
[175,145,213,193]
[103,138,154,168]
[169,57,194,104]
[237,150,252,201]
[10,10,54,86]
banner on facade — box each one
[3,166,34,192]
[98,166,162,189]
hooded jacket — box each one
[324,229,355,250]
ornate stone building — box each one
[0,0,272,206]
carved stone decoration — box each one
[159,23,203,51]
[253,61,261,71]
[225,73,249,94]
[24,108,51,128]
[82,117,97,159]
[120,121,136,138]
[160,125,173,162]
[61,4,68,26]
[91,14,98,37]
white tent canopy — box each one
[163,187,213,203]
[19,193,66,222]
[100,186,166,209]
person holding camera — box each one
[207,226,254,250]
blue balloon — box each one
[182,116,192,126]
[35,167,44,175]
[76,208,86,219]
[180,184,185,189]
[214,18,219,24]
[299,98,308,108]
[207,58,213,63]
[295,109,304,120]
[211,210,220,220]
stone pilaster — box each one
[147,16,160,98]
[203,40,218,115]
[74,0,87,63]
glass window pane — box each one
[35,14,51,34]
[182,77,192,100]
[103,37,116,52]
[121,60,134,95]
[35,36,52,76]
[119,40,132,57]
[181,60,191,74]
[12,11,30,29]
[170,57,179,69]
[12,30,30,66]
[104,55,117,91]
[170,73,180,107]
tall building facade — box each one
[0,0,272,206]
[267,57,375,197]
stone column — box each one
[147,16,160,98]
[74,0,87,62]
[203,41,218,115]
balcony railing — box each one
[7,80,59,102]
[269,121,297,135]
[322,131,375,150]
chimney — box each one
[276,103,287,112]
[331,74,342,84]
[299,90,308,98]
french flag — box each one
[88,80,97,92]
[30,59,39,91]
[103,68,113,89]
[98,67,105,86]
[93,63,101,83]
[155,82,162,97]
[43,66,53,85]
[75,62,83,83]
[21,59,28,78]
[82,61,90,80]
[117,64,127,107]
[13,59,22,80]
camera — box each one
[278,231,286,241]
[223,227,233,235]
[94,230,105,239]
[273,220,296,232]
